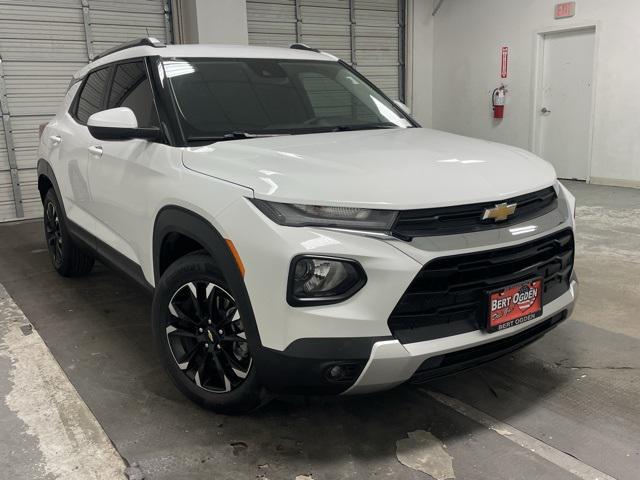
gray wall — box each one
[426,0,640,187]
[172,0,248,45]
[406,0,434,127]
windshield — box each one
[161,58,413,141]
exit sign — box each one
[555,2,576,19]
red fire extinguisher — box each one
[492,85,507,119]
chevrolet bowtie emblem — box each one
[482,202,517,222]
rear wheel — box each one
[43,189,94,277]
[152,252,264,413]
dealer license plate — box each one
[487,278,543,333]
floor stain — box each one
[396,430,455,480]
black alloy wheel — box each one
[42,189,94,277]
[166,281,252,393]
[44,200,63,268]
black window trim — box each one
[147,55,184,147]
[68,56,169,144]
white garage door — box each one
[246,0,405,101]
[0,0,172,222]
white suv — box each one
[37,38,578,413]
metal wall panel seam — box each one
[294,0,302,43]
[398,0,405,102]
[163,0,172,43]
[81,0,95,61]
[349,0,357,65]
[0,56,24,218]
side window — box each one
[107,61,159,128]
[76,67,110,124]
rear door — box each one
[56,65,111,234]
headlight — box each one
[250,199,398,231]
[287,256,366,306]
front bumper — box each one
[215,186,577,395]
[344,278,578,394]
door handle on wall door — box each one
[540,107,552,114]
[49,135,62,146]
[88,145,103,158]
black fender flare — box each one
[152,206,264,351]
[37,158,67,218]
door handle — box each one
[88,145,103,158]
[49,135,62,146]
[541,107,552,114]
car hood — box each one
[182,127,557,210]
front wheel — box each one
[151,252,265,413]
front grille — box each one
[388,229,574,344]
[392,187,558,238]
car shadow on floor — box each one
[128,320,576,479]
[37,265,575,479]
[0,222,587,478]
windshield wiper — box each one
[330,124,400,132]
[187,125,399,143]
[187,131,288,142]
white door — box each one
[87,60,160,266]
[537,27,595,180]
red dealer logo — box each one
[487,278,543,332]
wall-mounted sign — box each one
[501,47,509,79]
[555,2,576,19]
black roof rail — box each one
[289,43,321,53]
[92,37,166,61]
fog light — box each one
[327,365,345,380]
[287,256,366,306]
[323,362,364,383]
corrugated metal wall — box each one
[246,0,405,101]
[0,0,171,222]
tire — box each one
[152,252,265,413]
[43,188,95,277]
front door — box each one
[537,27,595,180]
[87,60,161,268]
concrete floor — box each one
[0,181,638,479]
[0,285,126,479]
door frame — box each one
[529,22,600,182]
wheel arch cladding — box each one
[37,159,72,228]
[37,159,62,206]
[152,206,263,347]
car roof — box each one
[73,43,338,79]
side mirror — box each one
[87,107,160,141]
[393,100,411,116]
